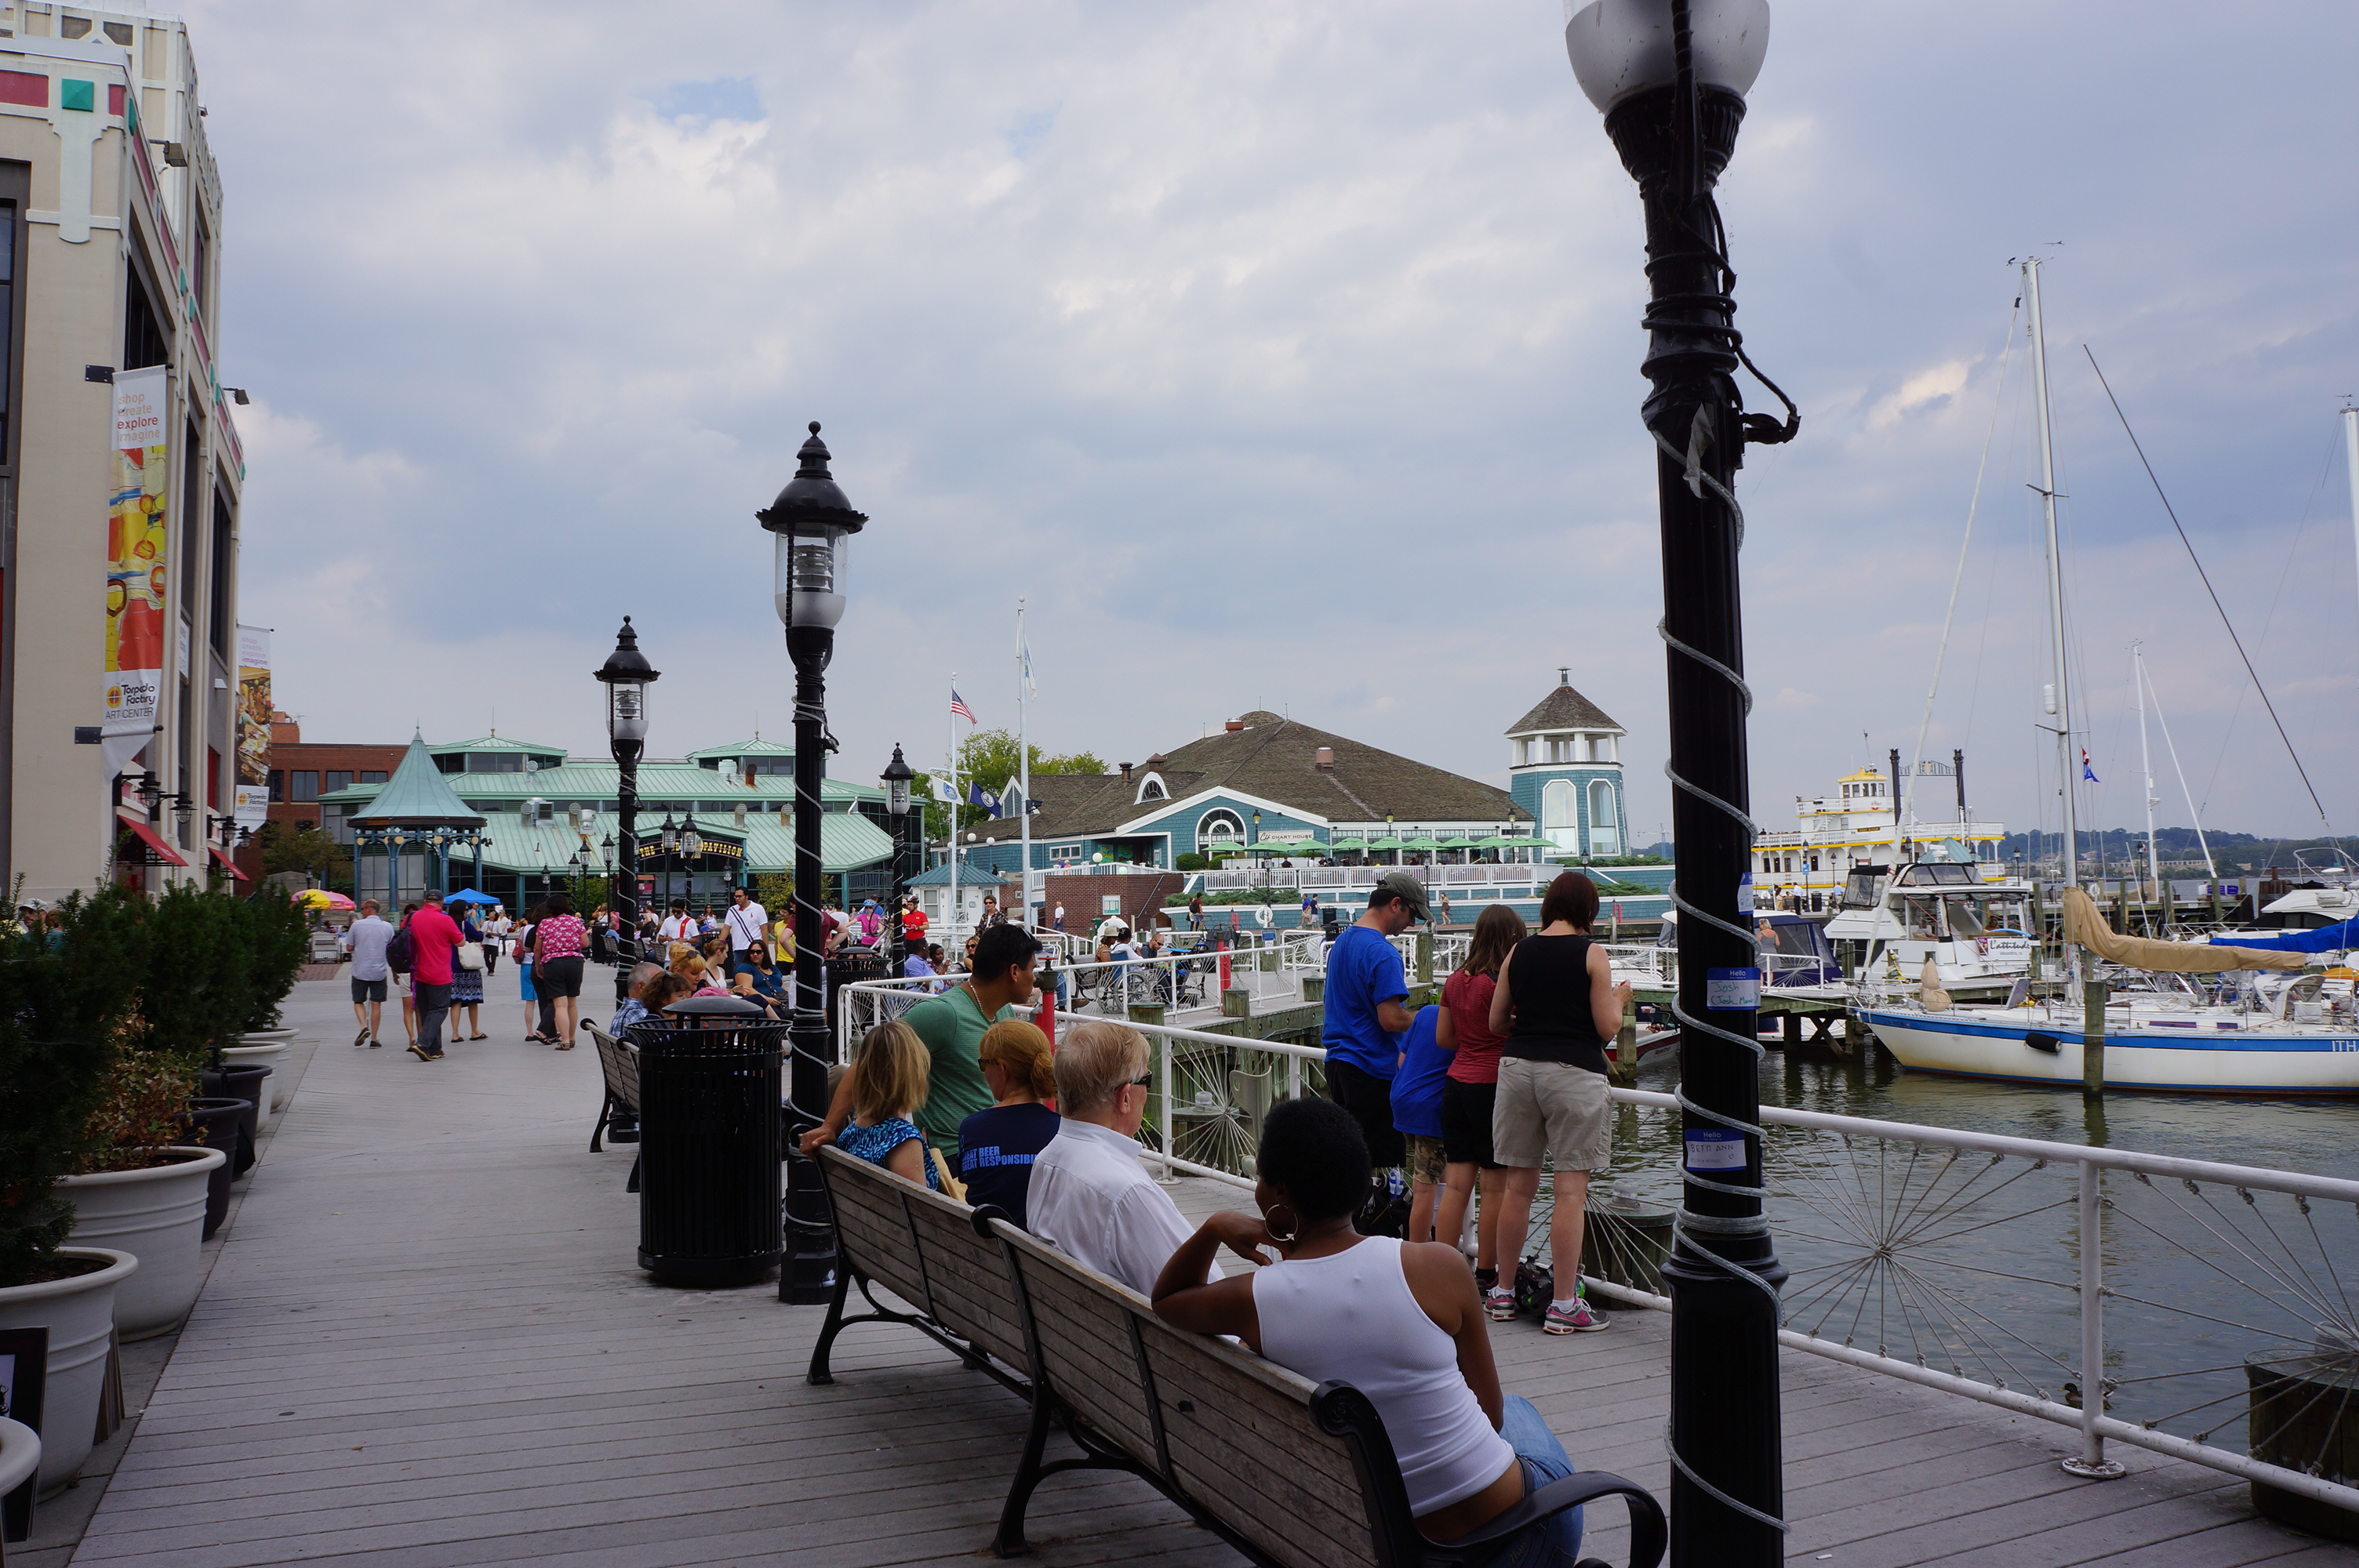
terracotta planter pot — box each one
[176,1098,247,1238]
[0,1248,136,1493]
[217,1043,289,1113]
[60,1148,224,1340]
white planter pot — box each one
[60,1147,224,1340]
[238,1027,298,1044]
[0,1247,135,1492]
[0,1415,39,1503]
[219,1043,288,1112]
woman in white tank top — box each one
[1152,1098,1589,1565]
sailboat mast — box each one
[2135,643,2161,928]
[1017,601,1031,931]
[2025,258,2078,896]
[2345,406,2359,660]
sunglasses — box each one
[1129,1073,1154,1089]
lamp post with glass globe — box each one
[595,618,660,992]
[758,421,868,1305]
[881,746,915,974]
[1563,2,1792,1559]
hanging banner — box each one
[234,625,271,829]
[101,367,169,776]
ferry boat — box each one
[1750,753,2010,914]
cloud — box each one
[181,0,2359,840]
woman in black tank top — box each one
[1480,873,1633,1334]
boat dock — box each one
[20,975,2352,1566]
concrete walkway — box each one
[42,975,2359,1566]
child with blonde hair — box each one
[839,1021,936,1190]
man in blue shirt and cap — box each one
[1321,870,1427,1187]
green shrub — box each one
[239,889,310,1031]
[132,884,253,1060]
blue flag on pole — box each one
[2081,748,2099,783]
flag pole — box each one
[1018,597,1032,931]
[948,671,959,947]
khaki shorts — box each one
[1405,1134,1447,1187]
[1492,1057,1612,1173]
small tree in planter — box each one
[132,884,255,1069]
[0,888,144,1287]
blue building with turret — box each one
[1505,670,1627,858]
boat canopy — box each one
[2207,916,2359,954]
[2063,887,2303,972]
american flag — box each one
[950,689,976,724]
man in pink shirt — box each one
[407,890,466,1062]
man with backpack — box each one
[344,899,396,1047]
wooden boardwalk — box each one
[49,978,2359,1566]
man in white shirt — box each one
[1026,1019,1216,1297]
[343,900,396,1048]
[656,899,697,953]
[724,886,768,967]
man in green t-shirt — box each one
[801,923,1041,1160]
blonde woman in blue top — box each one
[838,1021,938,1190]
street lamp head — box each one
[659,813,677,851]
[881,743,914,817]
[1564,0,1768,113]
[594,616,660,745]
[758,423,869,633]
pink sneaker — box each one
[1543,1297,1609,1334]
[1483,1285,1517,1322]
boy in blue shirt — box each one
[1389,1004,1449,1242]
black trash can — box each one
[630,995,786,1287]
[200,1065,269,1175]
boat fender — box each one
[2026,1032,2062,1055]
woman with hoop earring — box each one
[1154,1097,1590,1566]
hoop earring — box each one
[1264,1203,1299,1244]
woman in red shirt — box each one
[1435,903,1526,1304]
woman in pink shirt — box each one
[532,893,590,1050]
[1435,904,1526,1305]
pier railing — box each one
[837,1003,2357,1519]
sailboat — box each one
[1855,260,2359,1097]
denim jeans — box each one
[1482,1395,1584,1568]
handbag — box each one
[456,942,485,972]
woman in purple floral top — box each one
[838,1021,937,1190]
[532,893,590,1050]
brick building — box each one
[261,713,400,833]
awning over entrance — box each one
[209,846,250,880]
[116,815,189,867]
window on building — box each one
[209,485,232,656]
[101,20,134,45]
[190,213,209,321]
[267,770,283,803]
[472,753,522,773]
[122,263,167,370]
[360,770,387,784]
[1541,780,1576,851]
[60,15,91,38]
[325,770,353,794]
[1590,779,1619,855]
[0,199,16,459]
[288,771,319,803]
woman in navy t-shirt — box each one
[957,1019,1061,1226]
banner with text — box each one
[101,367,169,778]
[234,625,271,829]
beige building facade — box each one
[0,2,242,901]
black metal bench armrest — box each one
[1422,1471,1666,1568]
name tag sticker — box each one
[1707,967,1760,1010]
[1685,1129,1747,1171]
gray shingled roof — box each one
[971,712,1524,844]
[1504,675,1623,736]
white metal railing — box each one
[1036,1016,2359,1519]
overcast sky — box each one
[192,1,2359,843]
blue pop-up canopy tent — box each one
[444,887,500,906]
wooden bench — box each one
[582,1022,642,1156]
[809,1145,1665,1568]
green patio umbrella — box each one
[1401,837,1444,854]
[1366,837,1408,852]
[1207,842,1252,856]
[1325,838,1369,853]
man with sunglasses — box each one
[1025,1018,1218,1295]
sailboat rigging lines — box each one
[2082,347,2330,835]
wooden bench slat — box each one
[906,1225,1029,1367]
[1006,1254,1164,1463]
[820,1160,934,1312]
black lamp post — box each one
[596,619,660,994]
[760,420,868,1305]
[1565,2,1792,1562]
[881,746,914,972]
[658,813,678,912]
